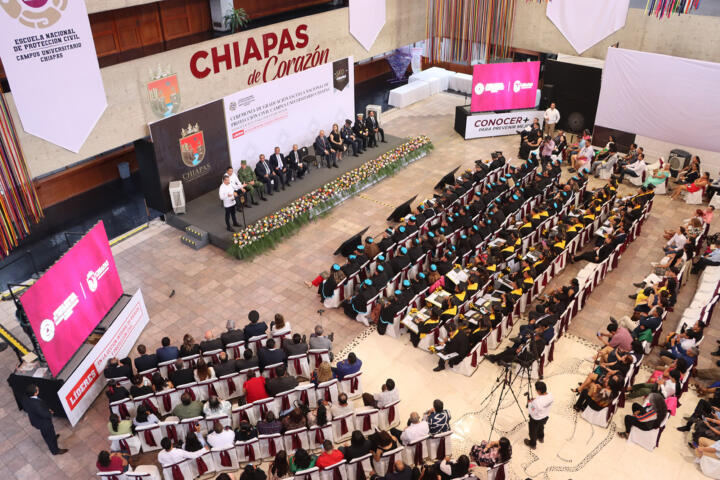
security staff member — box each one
[219,174,241,232]
[22,384,67,455]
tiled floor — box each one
[0,92,717,479]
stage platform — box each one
[166,135,406,251]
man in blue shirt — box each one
[334,352,362,380]
[692,246,720,274]
[424,399,451,434]
[156,336,179,363]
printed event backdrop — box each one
[471,61,540,113]
[57,289,150,426]
[223,56,355,168]
[464,109,544,139]
[148,99,230,206]
[0,0,106,152]
[19,222,123,377]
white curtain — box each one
[546,0,629,54]
[596,48,720,153]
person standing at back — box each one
[524,381,553,449]
[543,102,560,137]
[22,384,67,455]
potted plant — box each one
[224,7,250,33]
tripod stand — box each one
[484,360,532,441]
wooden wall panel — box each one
[235,0,331,20]
[90,11,121,57]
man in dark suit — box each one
[156,337,179,363]
[269,146,290,188]
[314,130,336,169]
[254,154,280,195]
[133,344,157,373]
[169,359,195,387]
[265,365,298,397]
[433,322,469,371]
[287,144,308,179]
[104,357,133,380]
[257,338,287,372]
[22,384,67,455]
[221,320,245,348]
[356,114,375,148]
[235,348,259,371]
[243,310,268,341]
[366,110,386,143]
[213,352,237,377]
[199,330,224,353]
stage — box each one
[166,135,407,251]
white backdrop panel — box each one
[224,57,354,168]
[596,48,720,153]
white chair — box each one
[202,349,223,364]
[288,354,311,379]
[283,427,310,454]
[296,383,318,409]
[324,279,346,309]
[257,433,284,459]
[580,402,614,428]
[294,467,321,480]
[157,359,177,379]
[253,397,278,422]
[627,413,669,451]
[686,187,705,205]
[654,177,668,195]
[378,400,400,430]
[161,459,193,480]
[354,409,379,435]
[177,416,204,439]
[247,334,268,355]
[401,435,429,466]
[203,414,232,432]
[371,446,404,476]
[97,472,126,480]
[181,354,200,369]
[487,460,509,480]
[701,455,720,479]
[158,420,182,446]
[216,373,242,400]
[428,431,453,460]
[110,398,135,420]
[135,424,162,452]
[193,450,216,477]
[275,389,299,415]
[308,424,334,451]
[225,340,246,359]
[262,362,284,379]
[319,460,348,480]
[237,438,261,463]
[331,412,355,443]
[232,403,254,426]
[211,445,240,471]
[308,349,331,372]
[155,388,181,416]
[316,379,340,404]
[125,466,161,480]
[339,372,363,399]
[450,341,484,377]
[108,433,141,456]
[346,454,373,480]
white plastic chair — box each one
[401,435,429,466]
[316,379,340,404]
[108,433,142,456]
[288,354,311,378]
[354,409,379,435]
[161,459,193,480]
[428,431,453,460]
[237,438,261,463]
[331,412,355,443]
[296,383,319,409]
[257,433,284,459]
[627,413,669,451]
[319,460,348,480]
[371,446,404,476]
[308,424,334,451]
[338,371,363,399]
[135,424,162,452]
[346,454,373,480]
[378,400,400,430]
[125,466,161,480]
[283,427,310,454]
[211,445,239,471]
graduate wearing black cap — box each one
[377,228,394,252]
[342,279,377,320]
[390,247,411,273]
[319,264,345,300]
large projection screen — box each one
[20,222,123,376]
[595,48,720,153]
[470,61,540,113]
[224,57,355,168]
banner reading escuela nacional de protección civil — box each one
[0,0,106,152]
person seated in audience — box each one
[255,153,281,194]
[157,437,201,468]
[199,330,224,353]
[241,464,268,480]
[134,344,157,373]
[370,378,399,408]
[271,313,290,334]
[244,310,268,341]
[692,244,720,274]
[569,140,594,173]
[677,388,720,433]
[311,361,336,385]
[615,152,646,183]
[334,352,362,379]
[332,393,354,418]
[309,325,335,357]
[694,437,720,461]
[129,374,153,397]
[257,411,283,435]
[433,321,470,371]
[573,373,622,413]
[424,399,451,435]
[316,439,344,469]
[371,461,412,480]
[169,359,195,387]
[591,143,618,177]
[269,451,292,480]
[152,372,172,392]
[179,334,201,358]
[658,344,699,368]
[258,338,287,372]
[181,426,208,457]
[663,226,688,255]
[236,348,260,371]
[194,358,216,382]
[392,411,429,446]
[364,236,380,259]
[675,156,701,184]
[221,319,245,348]
[643,162,671,189]
[213,352,237,378]
[282,406,308,432]
[266,365,299,399]
[290,447,317,473]
[270,146,291,188]
[283,333,309,356]
[172,392,203,419]
[329,124,346,164]
[156,336,180,363]
[671,171,710,200]
[342,278,378,322]
[96,450,130,473]
[243,370,268,403]
[341,430,373,461]
[105,379,130,403]
[617,392,667,439]
[104,357,133,380]
[207,420,236,449]
[369,430,398,462]
[203,395,232,418]
[572,235,614,264]
[595,322,633,358]
[627,369,681,399]
[434,454,470,480]
[470,437,511,468]
[308,403,332,427]
[107,413,132,435]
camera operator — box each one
[486,331,546,367]
[524,381,553,449]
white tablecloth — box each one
[388,81,432,108]
[408,67,455,93]
[448,72,473,94]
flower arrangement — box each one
[228,136,434,259]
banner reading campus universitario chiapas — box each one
[0,0,106,152]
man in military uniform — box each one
[237,159,265,204]
[353,114,370,150]
[341,119,362,156]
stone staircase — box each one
[180,225,209,250]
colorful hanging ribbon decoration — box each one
[645,0,701,18]
[0,92,43,258]
[426,0,517,65]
